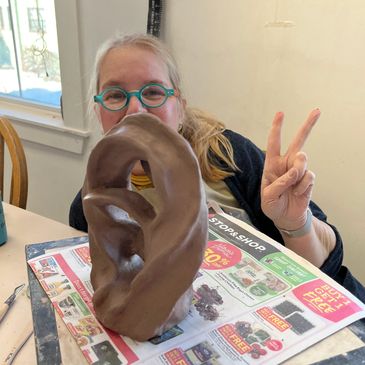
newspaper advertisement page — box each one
[27,213,365,365]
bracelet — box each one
[276,209,313,238]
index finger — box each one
[288,108,321,153]
[265,111,284,159]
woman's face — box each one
[97,46,182,133]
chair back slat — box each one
[0,117,28,209]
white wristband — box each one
[276,209,313,238]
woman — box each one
[69,33,365,302]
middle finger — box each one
[288,108,320,154]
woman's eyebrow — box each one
[101,79,168,89]
[146,79,166,85]
[101,80,124,88]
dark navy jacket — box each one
[69,129,365,303]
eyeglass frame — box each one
[93,83,179,111]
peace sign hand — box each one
[261,109,321,231]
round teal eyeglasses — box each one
[94,83,178,111]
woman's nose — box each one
[125,96,147,115]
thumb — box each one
[263,168,298,200]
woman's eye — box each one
[143,86,165,99]
[104,90,126,102]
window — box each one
[27,7,46,33]
[0,1,89,154]
[0,0,61,107]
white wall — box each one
[18,0,365,283]
[162,0,365,283]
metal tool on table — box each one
[1,285,34,365]
[1,321,33,365]
[0,284,25,323]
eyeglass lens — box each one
[102,84,168,110]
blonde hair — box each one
[181,107,239,181]
[89,33,239,182]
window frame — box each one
[0,0,89,154]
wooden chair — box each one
[0,117,28,209]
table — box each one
[0,203,364,364]
[0,203,87,365]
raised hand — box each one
[261,109,321,231]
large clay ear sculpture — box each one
[82,113,208,341]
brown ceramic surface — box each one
[82,114,208,341]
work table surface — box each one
[0,203,364,364]
[0,203,86,364]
